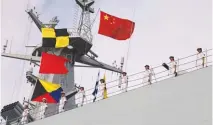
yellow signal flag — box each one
[55,36,70,48]
[42,28,56,38]
[103,74,108,99]
[103,87,108,99]
[39,79,61,93]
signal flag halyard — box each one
[42,28,70,48]
[98,11,135,40]
[31,79,63,103]
[39,52,69,74]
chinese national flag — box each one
[39,52,69,74]
[98,11,135,40]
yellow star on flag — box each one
[104,15,109,20]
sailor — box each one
[21,105,29,124]
[58,91,67,113]
[39,98,48,119]
[99,79,105,99]
[121,72,128,92]
[118,75,122,88]
[196,48,205,69]
[79,87,86,107]
[142,65,153,85]
[169,56,178,77]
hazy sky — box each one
[1,0,212,108]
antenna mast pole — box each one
[3,40,8,53]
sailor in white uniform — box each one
[21,105,29,124]
[79,87,86,107]
[58,91,67,113]
[142,65,153,85]
[169,56,178,77]
[99,79,105,99]
[196,48,205,69]
[121,72,128,93]
[118,75,122,88]
[39,98,48,119]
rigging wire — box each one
[10,21,30,102]
[9,37,14,53]
[90,8,100,29]
[11,0,33,102]
[124,8,136,72]
[72,1,80,29]
[17,21,33,102]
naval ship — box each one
[1,0,212,125]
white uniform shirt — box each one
[22,109,29,117]
[79,90,86,106]
[99,83,105,92]
[196,52,205,67]
[122,76,128,84]
[169,61,177,74]
[40,103,48,113]
[59,97,67,107]
[98,83,106,98]
[39,102,47,119]
[142,70,152,84]
[21,109,29,124]
[79,90,86,99]
[21,108,29,124]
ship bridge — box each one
[1,49,212,125]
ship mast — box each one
[76,0,94,42]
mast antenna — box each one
[3,40,8,53]
[118,57,124,75]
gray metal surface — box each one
[26,66,212,125]
[1,101,34,125]
[40,50,76,117]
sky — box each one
[1,0,212,110]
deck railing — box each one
[1,49,212,125]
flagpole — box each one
[92,70,100,102]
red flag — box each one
[39,52,69,74]
[98,11,135,40]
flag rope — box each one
[12,5,33,102]
[19,22,33,101]
[125,8,136,72]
